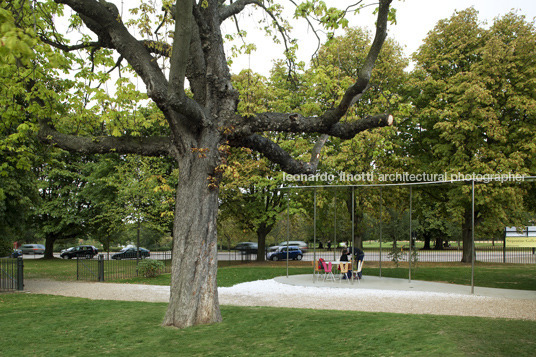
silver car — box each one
[20,244,45,255]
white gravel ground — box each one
[22,278,536,320]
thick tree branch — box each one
[219,0,260,21]
[325,0,392,124]
[229,134,312,174]
[169,0,193,97]
[231,112,393,140]
[54,0,168,105]
[38,120,172,157]
[167,0,209,127]
[230,0,393,140]
[229,134,328,175]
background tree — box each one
[406,9,536,262]
[33,152,95,258]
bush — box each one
[0,238,12,257]
[137,259,165,278]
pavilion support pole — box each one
[313,188,317,282]
[286,192,290,278]
[351,186,355,283]
[352,187,355,250]
[471,180,475,294]
[379,188,383,278]
[333,195,337,261]
[409,186,412,283]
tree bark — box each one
[461,207,474,263]
[44,235,56,259]
[256,222,274,262]
[162,133,222,328]
[422,231,432,250]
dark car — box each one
[112,247,150,260]
[60,245,99,259]
[234,242,258,254]
[266,246,303,261]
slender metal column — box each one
[313,188,317,282]
[471,180,475,294]
[286,192,290,278]
[333,196,337,261]
[409,186,412,283]
[351,186,355,280]
[379,188,382,278]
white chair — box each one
[353,260,363,283]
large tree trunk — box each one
[422,231,432,250]
[44,236,56,259]
[461,207,475,263]
[345,196,364,249]
[162,136,222,328]
[256,222,274,262]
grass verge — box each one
[1,293,535,356]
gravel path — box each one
[23,278,536,321]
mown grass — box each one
[1,293,535,356]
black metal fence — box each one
[0,257,23,291]
[221,245,536,264]
[302,246,536,264]
[77,253,172,282]
[75,245,535,281]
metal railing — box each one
[76,253,172,282]
[0,257,23,291]
[74,244,535,281]
[301,246,536,264]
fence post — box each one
[17,257,24,291]
[98,255,104,282]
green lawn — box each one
[118,266,313,286]
[367,264,536,291]
[1,293,535,356]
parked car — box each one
[60,245,99,259]
[11,249,23,258]
[20,244,45,255]
[60,247,74,255]
[267,246,303,261]
[234,242,258,254]
[112,247,150,260]
[278,240,308,252]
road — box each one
[19,249,536,264]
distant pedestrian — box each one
[327,240,332,251]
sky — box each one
[228,0,536,76]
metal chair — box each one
[321,260,335,282]
[338,262,351,283]
[313,259,324,281]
